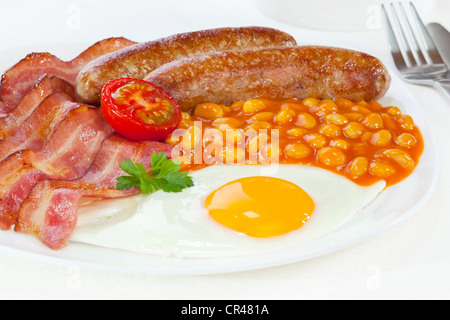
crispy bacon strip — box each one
[15,134,173,249]
[0,75,75,140]
[0,91,80,163]
[0,37,136,116]
[0,106,113,230]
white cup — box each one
[256,0,437,32]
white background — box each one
[0,0,449,299]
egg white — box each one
[71,164,385,258]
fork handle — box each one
[434,79,450,100]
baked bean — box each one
[395,133,417,147]
[343,121,364,139]
[281,102,307,112]
[181,112,191,121]
[302,98,320,108]
[222,146,245,164]
[397,115,415,131]
[230,100,245,111]
[357,100,369,106]
[296,113,317,128]
[370,129,392,146]
[347,157,369,177]
[287,128,307,137]
[203,128,224,146]
[369,160,396,178]
[204,139,222,155]
[377,149,415,170]
[165,130,182,146]
[247,132,269,153]
[215,123,236,132]
[324,113,348,125]
[335,98,354,108]
[381,113,397,131]
[178,119,195,129]
[342,112,363,121]
[224,128,244,144]
[303,133,327,149]
[258,121,273,130]
[351,105,371,114]
[361,113,384,130]
[352,142,371,157]
[212,117,244,128]
[194,103,224,119]
[243,121,272,134]
[329,139,351,150]
[310,99,338,116]
[180,125,202,149]
[243,99,267,113]
[285,143,312,159]
[264,143,281,159]
[318,123,341,138]
[360,132,372,143]
[368,101,383,111]
[251,112,275,122]
[386,106,401,116]
[222,106,231,113]
[275,107,296,124]
[317,146,346,166]
[180,97,423,187]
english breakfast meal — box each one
[0,26,424,256]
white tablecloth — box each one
[1,0,449,300]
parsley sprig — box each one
[116,153,194,194]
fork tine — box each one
[398,2,427,65]
[409,1,445,65]
[382,4,408,70]
[389,3,417,67]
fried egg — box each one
[71,164,385,258]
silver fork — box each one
[382,1,450,99]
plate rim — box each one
[0,44,440,275]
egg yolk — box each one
[204,176,315,237]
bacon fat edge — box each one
[0,75,75,140]
[0,37,136,117]
[0,107,113,230]
[15,134,173,250]
[0,91,83,163]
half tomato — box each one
[101,78,182,141]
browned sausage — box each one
[144,46,391,111]
[75,27,297,105]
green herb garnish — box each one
[116,153,194,194]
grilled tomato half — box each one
[101,78,182,141]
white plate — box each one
[0,43,439,275]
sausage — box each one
[144,46,391,111]
[75,27,297,105]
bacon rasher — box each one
[0,106,113,230]
[0,75,75,140]
[0,91,81,162]
[15,134,173,249]
[0,37,136,116]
